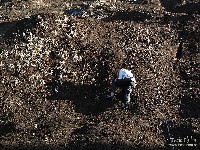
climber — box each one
[107,64,137,109]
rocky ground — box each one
[0,0,199,150]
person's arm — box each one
[132,77,137,88]
[118,69,124,79]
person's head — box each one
[113,65,120,75]
[120,62,126,69]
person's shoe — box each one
[122,103,129,109]
[106,96,113,101]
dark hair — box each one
[121,62,126,68]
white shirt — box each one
[118,69,136,83]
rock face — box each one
[0,0,199,150]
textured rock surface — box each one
[0,0,199,149]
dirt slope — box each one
[0,0,199,150]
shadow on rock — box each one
[46,78,139,115]
[0,14,42,41]
[160,0,200,14]
[179,90,200,118]
[46,80,115,115]
[103,10,151,22]
[0,122,16,136]
[128,0,148,4]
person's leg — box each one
[122,85,132,108]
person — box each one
[107,64,137,109]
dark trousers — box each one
[110,79,134,104]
